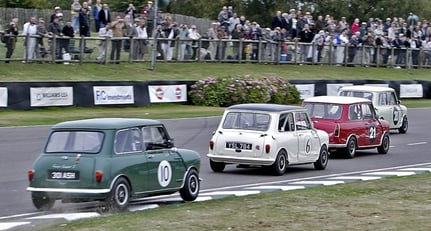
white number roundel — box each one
[158,160,172,187]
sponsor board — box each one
[148,85,187,103]
[326,83,353,96]
[93,86,134,105]
[0,87,7,107]
[400,84,423,98]
[30,87,73,107]
[294,84,315,99]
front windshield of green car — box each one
[45,131,104,154]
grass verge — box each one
[34,172,431,231]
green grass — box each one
[34,173,431,231]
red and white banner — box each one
[148,85,187,103]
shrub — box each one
[189,75,301,107]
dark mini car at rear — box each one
[27,118,201,211]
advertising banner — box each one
[148,85,187,103]
[326,83,354,96]
[294,84,315,99]
[93,86,134,105]
[400,84,423,98]
[30,87,73,107]
[0,87,7,107]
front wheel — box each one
[398,116,408,134]
[32,193,55,210]
[271,150,287,176]
[210,159,226,172]
[377,133,390,154]
[314,145,329,170]
[179,168,200,201]
[105,177,130,212]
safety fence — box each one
[1,33,431,69]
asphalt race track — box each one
[0,108,430,230]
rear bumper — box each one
[207,154,275,166]
[27,187,110,194]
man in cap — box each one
[50,6,62,23]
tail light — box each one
[265,144,271,154]
[28,170,34,181]
[334,123,340,137]
[95,170,103,183]
[209,140,214,150]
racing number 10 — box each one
[158,160,172,187]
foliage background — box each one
[1,0,430,29]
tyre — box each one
[179,168,200,201]
[105,177,130,212]
[344,137,357,159]
[398,116,408,134]
[314,145,329,170]
[32,193,55,210]
[210,159,226,172]
[271,150,287,176]
[377,133,390,154]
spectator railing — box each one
[2,33,431,69]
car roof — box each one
[52,118,162,130]
[227,103,305,112]
[339,85,394,92]
[303,96,371,104]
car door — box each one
[361,103,383,146]
[294,111,320,162]
[276,112,299,163]
[347,103,369,147]
[142,125,186,192]
[376,91,402,128]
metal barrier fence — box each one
[2,33,431,69]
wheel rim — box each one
[115,184,128,206]
[189,174,199,195]
[348,139,356,155]
[278,154,286,171]
[321,149,328,165]
[384,136,389,150]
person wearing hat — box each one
[36,18,49,59]
[4,18,19,63]
[50,6,62,23]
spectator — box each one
[189,25,201,60]
[92,0,102,32]
[298,23,314,62]
[110,16,126,63]
[97,22,112,62]
[125,3,137,20]
[347,32,360,66]
[79,6,90,48]
[36,18,49,59]
[177,23,189,60]
[392,33,410,69]
[334,28,349,66]
[134,20,148,60]
[50,6,62,23]
[272,11,283,30]
[231,23,243,60]
[48,15,63,59]
[22,16,38,63]
[163,22,179,60]
[249,22,262,60]
[71,0,82,33]
[4,19,19,63]
[142,1,154,36]
[407,12,419,27]
[62,21,74,55]
[83,1,92,36]
[98,4,111,29]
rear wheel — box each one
[314,145,329,170]
[377,133,390,154]
[179,168,200,201]
[210,159,226,172]
[271,150,287,176]
[398,116,408,134]
[32,193,55,210]
[344,137,357,159]
[105,177,130,212]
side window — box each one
[361,103,374,120]
[279,113,294,132]
[388,91,397,105]
[142,126,170,150]
[295,112,312,130]
[379,92,388,106]
[349,104,362,120]
[115,128,142,154]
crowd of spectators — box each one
[1,2,431,67]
